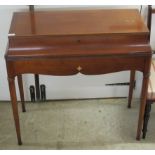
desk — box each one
[5,9,152,145]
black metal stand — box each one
[142,101,152,139]
[29,5,41,101]
[34,74,40,101]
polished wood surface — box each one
[8,77,22,145]
[152,8,155,13]
[6,56,148,77]
[128,70,135,108]
[5,9,152,144]
[9,9,148,36]
[7,9,150,60]
[17,75,26,112]
[7,35,150,59]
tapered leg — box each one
[17,75,26,112]
[8,77,22,145]
[136,73,150,140]
[128,70,135,108]
[142,101,152,139]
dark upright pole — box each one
[29,5,40,101]
[147,5,152,41]
[141,5,153,139]
[29,5,34,11]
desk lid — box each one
[6,9,151,60]
[9,9,149,37]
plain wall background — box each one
[0,5,155,101]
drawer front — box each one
[8,34,149,58]
[7,56,146,77]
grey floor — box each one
[0,98,155,150]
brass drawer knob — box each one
[77,66,82,71]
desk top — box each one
[9,9,148,37]
[6,9,151,60]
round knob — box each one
[77,66,82,71]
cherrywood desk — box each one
[5,9,152,145]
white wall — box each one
[0,6,28,100]
[0,5,154,101]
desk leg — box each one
[17,75,26,112]
[128,70,135,108]
[136,73,150,140]
[8,77,22,145]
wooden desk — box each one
[5,9,152,145]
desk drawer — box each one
[7,56,146,77]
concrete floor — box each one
[0,98,155,149]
